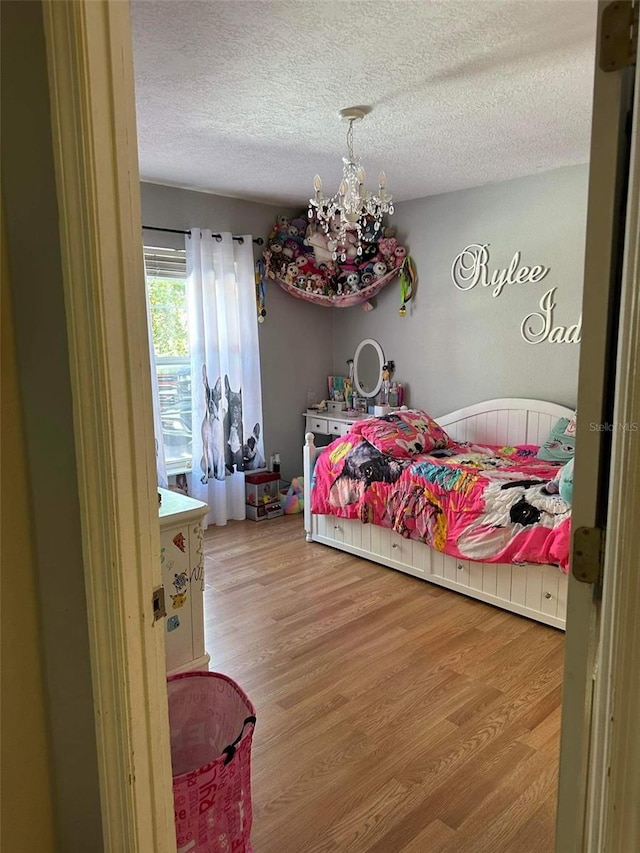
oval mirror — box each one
[353,338,384,399]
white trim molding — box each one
[43,1,174,849]
[585,51,640,853]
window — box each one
[145,246,192,473]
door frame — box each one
[42,1,175,849]
[556,2,640,850]
[584,48,640,853]
[42,0,639,850]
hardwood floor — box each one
[203,514,565,853]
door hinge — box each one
[152,586,166,621]
[572,526,606,585]
[600,1,639,72]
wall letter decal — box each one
[452,244,578,345]
[520,288,582,345]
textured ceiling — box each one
[131,0,597,206]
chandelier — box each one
[308,107,394,262]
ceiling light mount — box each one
[338,107,367,123]
[309,106,393,262]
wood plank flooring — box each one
[203,514,564,853]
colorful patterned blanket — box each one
[311,434,571,571]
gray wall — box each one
[140,183,334,479]
[143,165,588,478]
[333,164,588,416]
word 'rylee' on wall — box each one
[451,244,581,345]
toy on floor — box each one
[280,477,304,514]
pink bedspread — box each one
[311,434,571,571]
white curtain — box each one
[186,229,265,527]
[144,260,168,489]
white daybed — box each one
[303,398,573,630]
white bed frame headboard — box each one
[436,398,575,446]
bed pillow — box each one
[558,457,574,505]
[351,409,452,458]
[536,416,576,463]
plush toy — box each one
[345,271,360,289]
[310,273,325,294]
[337,269,360,295]
[378,236,398,259]
[284,262,298,284]
[394,245,407,264]
[304,229,335,266]
[341,231,359,260]
[339,258,359,272]
[558,457,574,505]
[373,261,388,279]
[318,261,337,281]
[268,240,284,259]
[359,265,374,286]
[360,242,380,263]
[279,477,304,514]
[326,219,358,261]
[265,211,409,307]
[295,254,314,275]
[283,238,301,259]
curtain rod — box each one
[142,225,264,245]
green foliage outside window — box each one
[147,276,188,357]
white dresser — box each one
[303,409,370,439]
[158,488,210,675]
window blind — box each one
[143,245,187,279]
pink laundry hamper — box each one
[167,671,257,853]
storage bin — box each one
[245,471,280,505]
[245,501,283,521]
[168,671,256,853]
